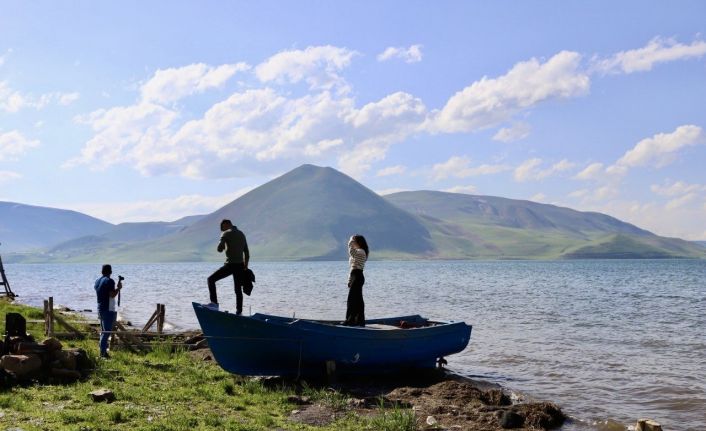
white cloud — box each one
[612,125,704,170]
[430,51,589,133]
[304,139,344,157]
[58,92,80,105]
[0,81,28,112]
[444,185,478,194]
[595,37,706,74]
[492,122,531,142]
[574,162,605,180]
[255,45,357,91]
[666,193,699,210]
[569,198,706,241]
[0,49,13,67]
[377,165,406,177]
[67,102,179,172]
[432,156,511,181]
[0,171,21,184]
[0,82,81,112]
[376,187,409,196]
[140,63,249,104]
[514,158,575,182]
[651,180,706,197]
[530,193,547,202]
[568,189,589,199]
[72,84,425,178]
[0,130,40,161]
[377,45,423,63]
[68,189,252,224]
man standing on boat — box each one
[206,219,249,314]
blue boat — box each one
[192,302,472,377]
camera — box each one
[118,275,125,281]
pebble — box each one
[426,415,438,426]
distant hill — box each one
[0,202,113,252]
[44,215,206,261]
[384,191,705,259]
[116,164,435,262]
[692,241,706,249]
[3,166,704,262]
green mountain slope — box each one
[0,201,113,252]
[384,191,705,259]
[58,165,435,262]
[43,215,206,261]
[4,167,704,262]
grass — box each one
[369,398,417,431]
[0,299,419,430]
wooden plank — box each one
[115,322,147,351]
[53,313,85,338]
[141,307,160,333]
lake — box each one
[6,259,705,430]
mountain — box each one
[693,241,706,249]
[384,191,705,259]
[0,201,113,252]
[3,166,704,262]
[127,164,434,261]
[44,215,206,261]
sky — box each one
[1,1,705,240]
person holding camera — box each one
[206,219,249,314]
[94,264,123,359]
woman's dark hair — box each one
[101,264,112,276]
[353,235,369,257]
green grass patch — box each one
[0,298,404,430]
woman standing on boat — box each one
[344,234,369,326]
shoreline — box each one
[0,298,568,430]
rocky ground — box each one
[189,347,566,430]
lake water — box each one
[6,260,705,430]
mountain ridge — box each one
[2,165,704,262]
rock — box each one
[498,410,524,429]
[287,395,312,405]
[15,342,47,355]
[66,348,92,370]
[426,415,438,426]
[636,419,663,431]
[52,350,77,370]
[480,388,512,406]
[184,334,205,345]
[90,389,115,403]
[51,368,81,381]
[0,354,42,378]
[41,338,63,352]
[347,397,366,408]
[518,402,565,429]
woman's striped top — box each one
[348,239,367,271]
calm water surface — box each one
[7,260,706,430]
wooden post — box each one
[157,304,165,334]
[636,419,663,431]
[0,250,16,298]
[43,300,49,336]
[48,297,54,337]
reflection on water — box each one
[7,259,706,430]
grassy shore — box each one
[0,299,414,431]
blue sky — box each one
[1,1,705,239]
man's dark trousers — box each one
[207,263,245,313]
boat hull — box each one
[192,302,472,376]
